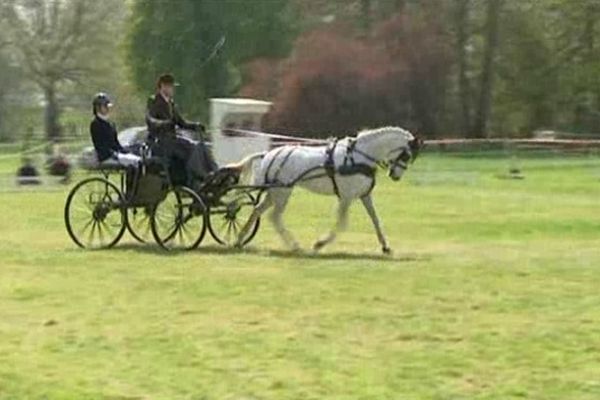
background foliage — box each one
[0,0,598,141]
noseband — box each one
[387,148,411,171]
[351,142,411,172]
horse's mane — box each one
[356,126,414,142]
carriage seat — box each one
[80,153,165,175]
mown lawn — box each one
[1,154,599,399]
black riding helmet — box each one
[92,92,113,115]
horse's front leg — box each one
[313,198,351,252]
[360,194,391,254]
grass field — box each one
[1,153,600,399]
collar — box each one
[96,113,110,122]
[159,92,172,104]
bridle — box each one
[350,141,413,173]
[387,147,413,171]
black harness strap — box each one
[325,138,341,197]
[273,147,297,183]
[340,138,377,178]
[265,146,298,185]
[263,146,286,184]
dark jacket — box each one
[90,116,125,162]
[146,93,202,140]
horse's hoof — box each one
[382,246,392,255]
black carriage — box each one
[64,155,261,251]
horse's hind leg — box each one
[269,188,300,251]
[235,191,273,247]
[313,198,351,252]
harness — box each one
[264,146,297,185]
[264,137,410,198]
[348,138,410,172]
[324,139,341,197]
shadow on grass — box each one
[106,243,426,263]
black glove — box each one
[195,123,206,133]
[166,120,176,131]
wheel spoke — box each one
[177,224,184,246]
[87,220,97,246]
[220,217,229,230]
[225,220,234,243]
[97,219,105,245]
[76,217,95,237]
[128,207,153,243]
[209,191,258,246]
[65,178,125,249]
[152,187,205,250]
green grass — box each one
[1,154,600,399]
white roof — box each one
[210,98,272,115]
[211,98,272,107]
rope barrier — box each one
[2,129,599,165]
[424,138,600,146]
[0,142,49,161]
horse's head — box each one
[385,129,424,181]
[355,126,424,181]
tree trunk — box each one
[455,0,471,135]
[395,0,406,13]
[360,0,372,33]
[583,2,596,55]
[0,95,4,142]
[43,83,61,141]
[584,2,598,125]
[471,0,502,138]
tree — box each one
[266,8,451,137]
[471,0,502,138]
[0,45,27,141]
[1,0,127,141]
[454,0,472,134]
[127,0,295,120]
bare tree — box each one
[1,0,121,141]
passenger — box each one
[90,93,141,168]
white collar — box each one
[96,113,110,122]
[160,92,172,104]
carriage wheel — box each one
[64,177,126,249]
[126,206,154,243]
[151,186,207,251]
[208,191,260,247]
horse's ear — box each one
[410,134,424,162]
[412,133,425,148]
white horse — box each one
[234,126,423,254]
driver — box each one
[145,73,218,187]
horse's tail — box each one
[229,152,266,184]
